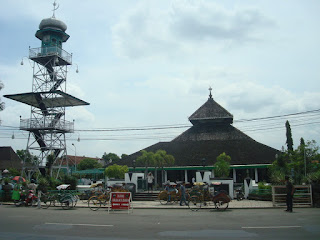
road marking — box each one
[45,223,114,227]
[242,226,301,229]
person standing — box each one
[147,172,154,193]
[285,176,295,212]
[179,181,187,206]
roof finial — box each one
[52,0,59,18]
[209,86,213,99]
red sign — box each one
[110,192,132,210]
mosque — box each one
[122,88,279,185]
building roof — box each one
[56,155,101,166]
[0,147,22,170]
[189,93,233,125]
[122,139,278,167]
[172,124,252,142]
[122,90,279,167]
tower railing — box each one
[20,118,74,133]
[29,46,72,65]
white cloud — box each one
[112,0,274,59]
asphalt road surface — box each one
[0,205,319,240]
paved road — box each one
[0,205,319,240]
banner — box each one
[109,192,132,213]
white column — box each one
[184,170,188,182]
[255,168,258,182]
[233,169,236,183]
[164,171,168,182]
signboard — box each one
[108,192,132,213]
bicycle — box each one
[88,190,110,211]
[41,185,78,210]
[188,183,231,211]
[158,190,181,205]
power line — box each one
[234,108,320,123]
[1,108,320,141]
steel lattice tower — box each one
[5,3,89,177]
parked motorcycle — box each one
[14,190,38,207]
[235,187,245,201]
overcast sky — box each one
[1,0,320,159]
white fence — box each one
[272,185,313,207]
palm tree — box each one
[136,150,155,179]
[154,150,175,187]
[46,153,55,177]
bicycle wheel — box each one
[188,195,202,211]
[88,196,101,211]
[214,198,229,211]
[158,192,168,205]
[41,194,51,209]
[80,192,90,204]
[31,199,38,207]
[61,198,73,210]
[73,195,80,207]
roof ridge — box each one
[189,98,233,125]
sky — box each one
[0,0,320,160]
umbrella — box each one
[193,182,205,186]
[90,183,103,188]
[12,176,26,183]
[56,184,70,190]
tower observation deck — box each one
[4,3,89,176]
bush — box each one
[258,181,271,194]
[50,177,62,190]
[62,175,77,190]
[37,177,49,193]
[307,170,320,184]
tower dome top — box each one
[39,17,67,32]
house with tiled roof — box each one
[0,147,22,174]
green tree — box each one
[8,168,20,177]
[136,150,155,178]
[214,152,231,178]
[105,164,128,179]
[102,152,120,166]
[154,150,175,186]
[16,149,38,164]
[77,158,103,170]
[285,120,294,151]
[46,153,56,177]
[62,174,78,190]
[269,140,320,184]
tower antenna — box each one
[209,86,213,99]
[52,0,59,18]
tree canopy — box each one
[16,149,38,164]
[105,164,128,179]
[285,120,294,151]
[136,149,175,168]
[154,150,175,168]
[270,139,320,184]
[136,150,155,167]
[46,153,55,176]
[102,152,120,166]
[77,158,103,170]
[214,152,231,178]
